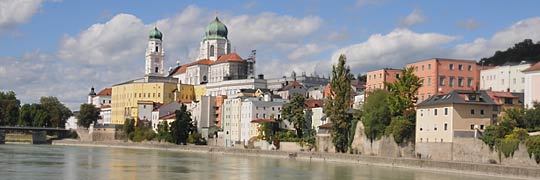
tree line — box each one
[0,91,72,128]
[481,39,540,66]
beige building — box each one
[416,90,498,143]
[111,76,194,125]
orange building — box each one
[407,58,479,102]
[215,95,227,127]
[365,68,402,93]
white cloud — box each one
[0,0,43,33]
[398,9,426,27]
[331,28,457,72]
[457,18,482,30]
[5,5,325,109]
[287,44,322,61]
[453,17,540,59]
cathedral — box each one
[169,17,256,85]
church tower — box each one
[145,27,164,76]
[198,17,231,61]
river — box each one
[0,144,511,180]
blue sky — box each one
[1,0,540,109]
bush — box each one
[385,115,414,144]
[131,126,156,142]
[188,132,206,145]
[526,136,540,164]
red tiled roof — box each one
[173,59,214,75]
[523,61,540,72]
[216,53,245,63]
[319,122,333,129]
[159,113,176,120]
[97,88,112,96]
[250,119,276,123]
[305,99,324,109]
[281,81,303,91]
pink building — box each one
[365,68,402,93]
[407,58,479,102]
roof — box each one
[523,61,540,72]
[319,123,333,129]
[97,88,112,96]
[486,91,518,105]
[406,58,477,65]
[305,99,324,109]
[417,90,497,107]
[159,113,176,120]
[240,88,272,94]
[281,81,303,91]
[170,53,246,76]
[215,53,245,63]
[250,119,276,123]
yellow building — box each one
[194,85,207,101]
[111,76,194,124]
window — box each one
[470,109,475,115]
[379,73,382,78]
[458,64,463,70]
[522,77,525,83]
[439,76,445,86]
[467,78,473,87]
[470,124,475,130]
[449,77,455,87]
[434,109,438,116]
[209,45,215,57]
[444,123,448,131]
[458,77,464,87]
[158,93,160,97]
[480,125,485,130]
[396,74,400,78]
[427,77,431,86]
[420,110,423,117]
[422,65,424,71]
[415,66,418,72]
[449,64,454,70]
[444,108,449,115]
[428,64,432,70]
[155,46,158,52]
[513,78,516,84]
[501,79,504,85]
[468,65,472,71]
[434,124,438,131]
[480,109,485,115]
[420,127,423,131]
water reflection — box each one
[0,144,512,180]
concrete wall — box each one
[416,137,540,167]
[350,121,414,157]
[280,142,303,152]
[31,131,47,144]
[316,136,335,153]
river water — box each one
[0,144,509,180]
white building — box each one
[87,87,112,125]
[523,62,540,108]
[480,62,531,93]
[267,71,329,90]
[206,78,267,97]
[307,86,325,100]
[353,93,365,109]
[190,96,217,137]
[222,93,287,147]
[151,102,183,132]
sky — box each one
[1,0,540,110]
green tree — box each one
[40,96,72,128]
[362,89,391,143]
[18,104,34,126]
[0,91,20,126]
[282,94,307,138]
[523,102,540,130]
[123,118,136,140]
[132,124,156,142]
[157,121,173,142]
[324,54,354,153]
[481,39,540,66]
[385,67,421,117]
[385,115,414,144]
[77,104,101,128]
[170,104,193,145]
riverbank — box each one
[52,140,540,180]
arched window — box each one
[155,46,159,52]
[203,75,207,82]
[155,67,159,73]
[209,45,215,57]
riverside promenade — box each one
[52,140,540,180]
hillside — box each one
[481,39,540,66]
